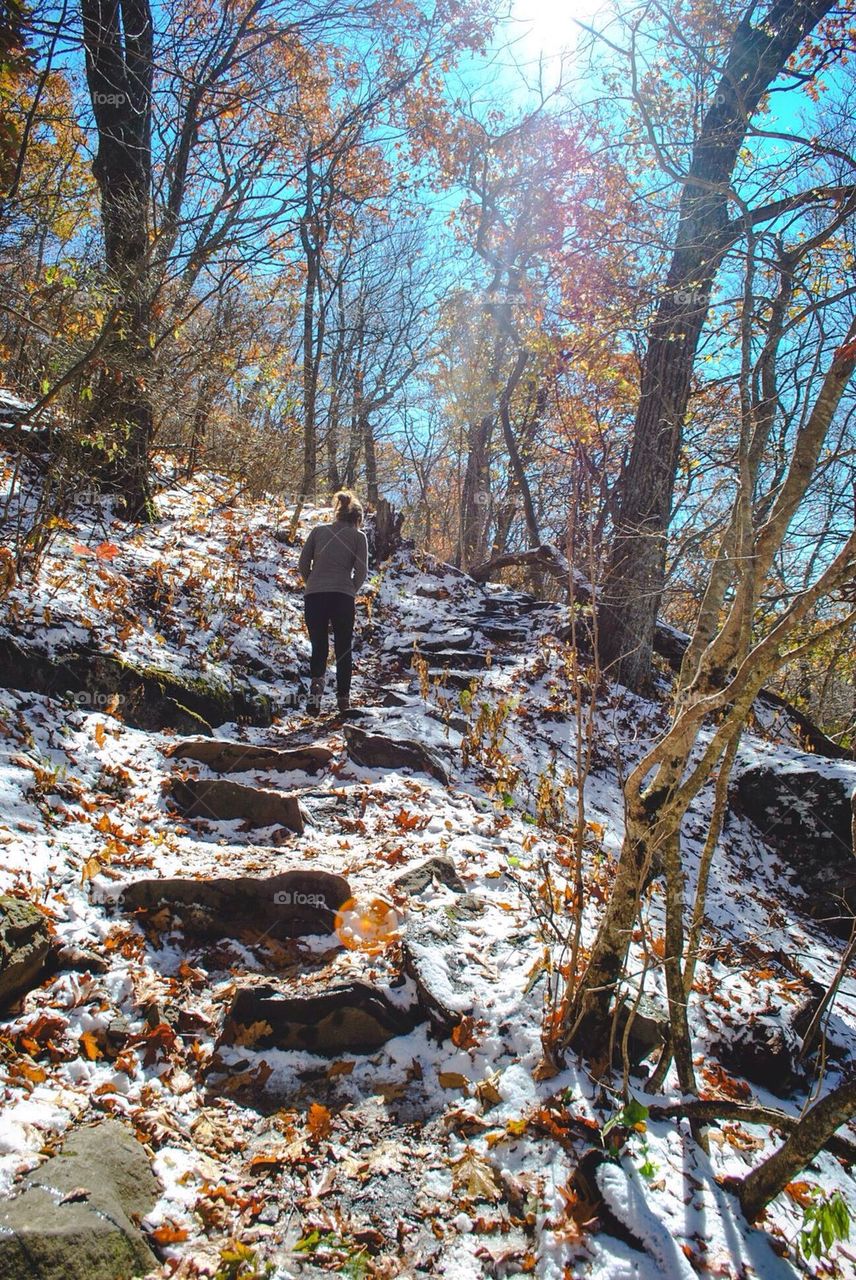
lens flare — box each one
[334,895,401,953]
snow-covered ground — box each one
[1,446,855,1278]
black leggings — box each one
[304,591,356,697]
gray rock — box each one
[712,1010,806,1097]
[165,737,333,775]
[418,649,492,671]
[477,622,530,643]
[615,994,668,1066]
[344,724,449,785]
[169,776,306,832]
[424,667,482,691]
[158,699,213,736]
[394,857,466,895]
[0,1119,160,1280]
[734,762,856,934]
[0,894,51,1008]
[221,980,423,1055]
[408,628,474,651]
[50,939,109,975]
[120,869,351,939]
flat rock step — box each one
[402,912,475,1035]
[344,724,449,785]
[169,776,307,833]
[387,628,474,652]
[474,622,531,643]
[417,648,506,670]
[120,869,351,938]
[394,856,466,895]
[220,980,422,1055]
[424,668,487,689]
[165,738,333,774]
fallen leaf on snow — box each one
[450,1149,502,1202]
[438,1071,470,1090]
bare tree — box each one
[559,205,856,1078]
[597,0,856,690]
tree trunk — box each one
[372,497,404,562]
[186,399,209,478]
[299,162,320,501]
[598,0,841,690]
[458,411,492,569]
[362,406,378,505]
[738,1072,856,1221]
[81,0,155,521]
[497,347,541,548]
[325,279,346,490]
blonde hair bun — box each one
[333,489,364,526]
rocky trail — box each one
[1,473,856,1278]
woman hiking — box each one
[298,489,369,716]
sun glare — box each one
[512,0,606,58]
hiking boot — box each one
[307,677,324,715]
[337,694,350,715]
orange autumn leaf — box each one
[232,1020,272,1048]
[438,1071,470,1090]
[306,1102,332,1141]
[393,808,428,831]
[700,1062,751,1101]
[326,1060,355,1078]
[94,722,106,749]
[785,1181,816,1208]
[151,1224,189,1246]
[79,1030,102,1060]
[451,1016,479,1050]
[16,1059,48,1083]
[80,856,103,884]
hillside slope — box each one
[1,461,855,1279]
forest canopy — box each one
[1,0,855,726]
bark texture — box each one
[81,0,155,520]
[738,1073,856,1221]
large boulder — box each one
[0,894,52,1008]
[734,761,856,933]
[0,636,271,730]
[0,1119,160,1280]
[120,869,351,939]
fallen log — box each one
[646,1098,856,1165]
